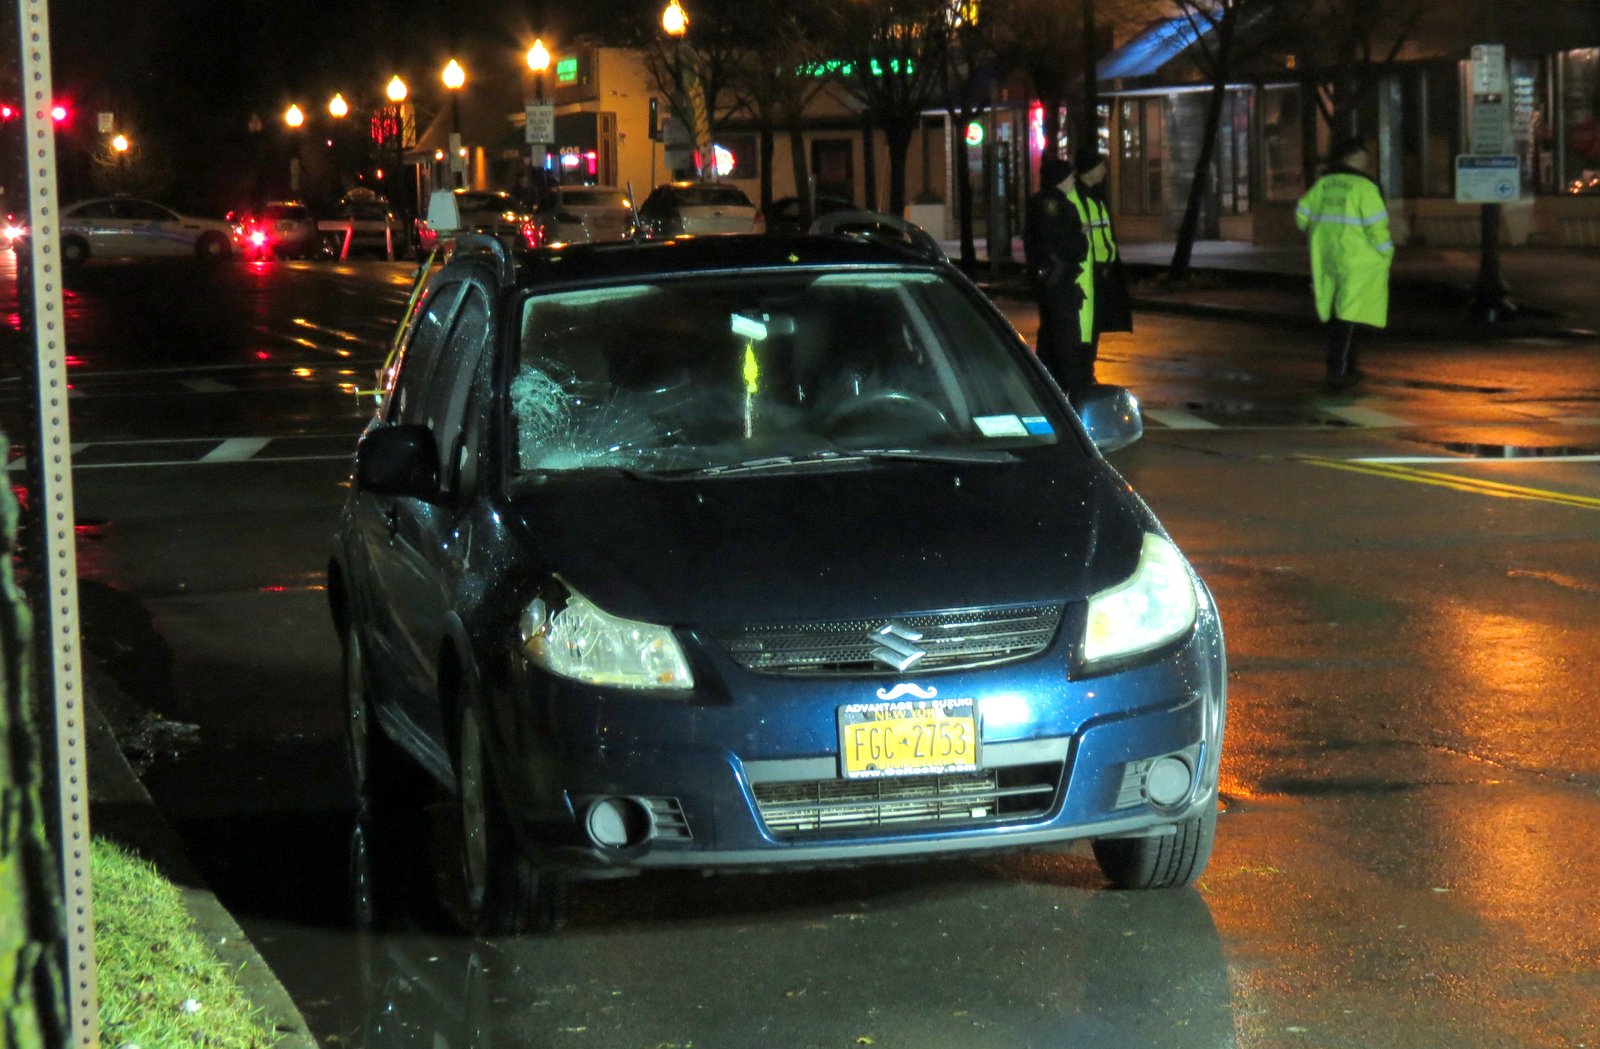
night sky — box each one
[24,0,658,211]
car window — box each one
[426,286,492,488]
[347,204,390,221]
[456,193,514,212]
[266,205,310,220]
[69,200,118,220]
[562,190,630,209]
[389,280,464,426]
[510,271,1065,474]
[675,186,752,208]
[118,201,176,222]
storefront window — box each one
[1217,90,1252,214]
[1118,97,1164,215]
[1262,85,1304,201]
[1561,48,1600,193]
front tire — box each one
[1092,807,1217,890]
[453,702,565,936]
[62,236,89,265]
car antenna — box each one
[626,180,645,241]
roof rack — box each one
[448,232,518,286]
[808,210,949,265]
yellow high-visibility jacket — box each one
[1295,168,1394,328]
[1065,188,1097,341]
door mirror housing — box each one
[1070,383,1144,454]
[356,424,441,498]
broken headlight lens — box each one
[1082,533,1199,665]
[519,585,694,691]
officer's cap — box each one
[1040,156,1075,187]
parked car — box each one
[252,200,322,258]
[635,182,762,237]
[330,225,1226,935]
[757,194,855,234]
[321,197,403,259]
[413,189,538,257]
[59,196,234,263]
[534,186,636,244]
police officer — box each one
[1074,148,1134,356]
[1024,156,1092,391]
[1296,137,1394,387]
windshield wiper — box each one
[845,447,1020,464]
[685,451,870,477]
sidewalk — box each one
[85,667,320,1048]
[948,237,1600,342]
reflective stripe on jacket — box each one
[1079,193,1117,264]
[1295,169,1394,328]
[1065,188,1097,341]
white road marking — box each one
[1320,405,1413,428]
[1143,409,1219,429]
[200,437,273,462]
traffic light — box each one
[649,97,660,142]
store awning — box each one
[1097,16,1215,80]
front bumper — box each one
[501,607,1225,875]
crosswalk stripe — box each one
[1320,405,1412,428]
[200,437,273,463]
[1143,409,1218,429]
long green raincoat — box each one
[1295,166,1395,328]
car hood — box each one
[505,456,1151,628]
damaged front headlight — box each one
[1081,533,1199,665]
[518,583,694,691]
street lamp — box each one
[284,104,305,193]
[328,93,348,119]
[527,38,552,192]
[661,0,708,180]
[662,0,688,36]
[442,59,466,187]
[384,76,410,218]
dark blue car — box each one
[329,228,1226,935]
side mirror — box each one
[356,424,441,498]
[1070,383,1144,454]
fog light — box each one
[1145,756,1192,806]
[584,796,654,849]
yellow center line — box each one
[1294,455,1600,511]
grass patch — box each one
[92,838,278,1048]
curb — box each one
[972,270,1600,344]
[83,667,320,1049]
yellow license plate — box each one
[838,698,979,779]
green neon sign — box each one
[556,57,578,83]
[799,58,916,78]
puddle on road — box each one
[1183,402,1356,428]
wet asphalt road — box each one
[5,252,1600,1048]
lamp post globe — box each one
[284,104,305,129]
[662,0,688,36]
[387,76,408,103]
[328,93,348,119]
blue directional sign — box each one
[1455,155,1521,204]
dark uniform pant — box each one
[1035,287,1094,390]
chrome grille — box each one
[714,605,1063,675]
[754,763,1061,836]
